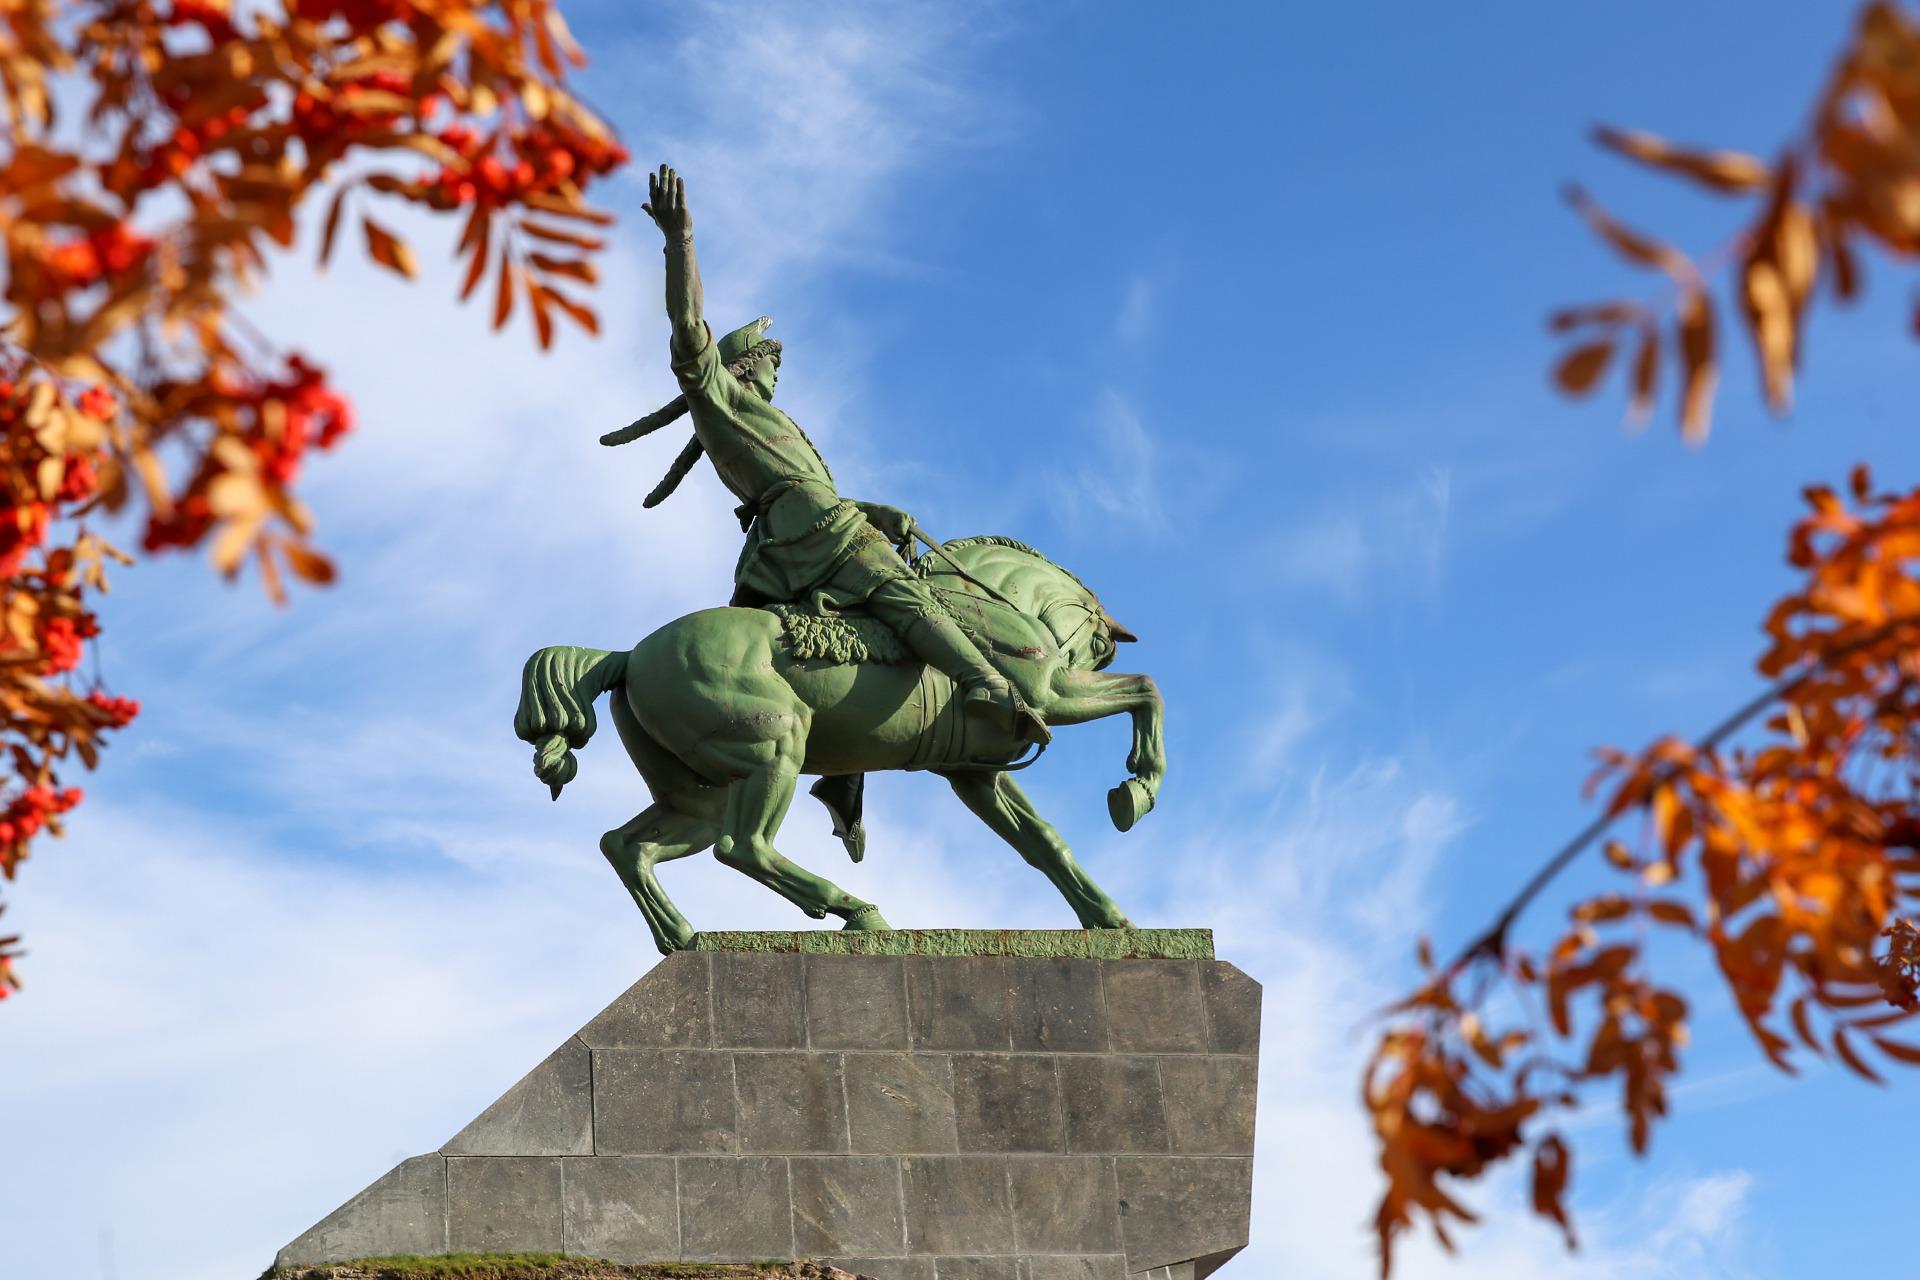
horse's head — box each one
[925,536,1138,671]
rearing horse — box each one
[513,537,1165,954]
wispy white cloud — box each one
[1116,274,1155,344]
[1263,464,1453,606]
[1060,389,1165,534]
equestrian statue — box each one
[513,165,1165,953]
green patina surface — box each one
[690,927,1213,960]
[514,165,1170,959]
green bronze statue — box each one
[514,165,1166,953]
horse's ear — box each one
[1102,613,1139,643]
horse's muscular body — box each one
[516,539,1164,954]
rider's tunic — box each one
[674,324,936,622]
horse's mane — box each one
[929,534,1094,596]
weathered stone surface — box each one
[1160,1057,1257,1155]
[736,1051,850,1153]
[559,1155,678,1261]
[1201,963,1262,1056]
[845,1052,958,1154]
[678,1155,794,1260]
[791,1155,907,1256]
[441,1036,593,1156]
[1103,962,1208,1054]
[712,951,808,1048]
[1113,1156,1253,1274]
[694,928,1213,960]
[1010,1156,1120,1254]
[279,945,1259,1276]
[825,1261,936,1280]
[902,1156,1015,1255]
[930,1259,1019,1279]
[807,955,910,1049]
[1009,958,1108,1053]
[907,956,1013,1050]
[446,1156,563,1253]
[1057,1055,1169,1155]
[952,1054,1063,1154]
[580,951,712,1049]
[593,1049,736,1154]
[275,1154,446,1265]
[1025,1257,1128,1280]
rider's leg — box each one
[809,773,866,862]
[860,571,1050,744]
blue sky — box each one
[5,2,1915,1277]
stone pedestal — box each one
[277,930,1260,1279]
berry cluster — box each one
[429,120,627,209]
[40,223,154,289]
[291,0,410,27]
[86,691,141,728]
[0,784,83,850]
[142,355,352,550]
[251,355,354,486]
[38,615,99,675]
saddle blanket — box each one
[765,602,910,664]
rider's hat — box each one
[719,315,781,368]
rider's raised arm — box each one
[643,164,707,358]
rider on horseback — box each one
[615,164,1045,744]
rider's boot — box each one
[904,614,1050,745]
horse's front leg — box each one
[1042,669,1166,831]
[941,770,1130,929]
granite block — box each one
[579,952,712,1049]
[791,1155,907,1256]
[807,955,910,1049]
[1010,1156,1119,1254]
[677,1155,794,1260]
[1113,1156,1252,1273]
[908,956,1013,1050]
[827,1261,936,1280]
[592,1049,735,1154]
[933,1259,1020,1279]
[442,1037,592,1156]
[1009,958,1108,1053]
[446,1156,562,1253]
[1023,1257,1127,1280]
[903,1156,1015,1255]
[711,951,808,1048]
[1102,962,1208,1054]
[1160,1057,1257,1155]
[735,1051,849,1153]
[846,1052,958,1154]
[275,1154,446,1264]
[953,1054,1063,1154]
[1201,963,1262,1056]
[559,1155,677,1262]
[1057,1055,1169,1155]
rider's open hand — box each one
[643,164,692,241]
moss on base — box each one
[264,1258,861,1280]
[690,927,1213,960]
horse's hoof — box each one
[1108,779,1154,832]
[843,905,892,931]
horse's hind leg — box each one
[942,769,1131,929]
[601,802,716,955]
[709,743,892,930]
[605,678,720,953]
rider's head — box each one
[718,316,781,402]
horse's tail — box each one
[514,645,629,799]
